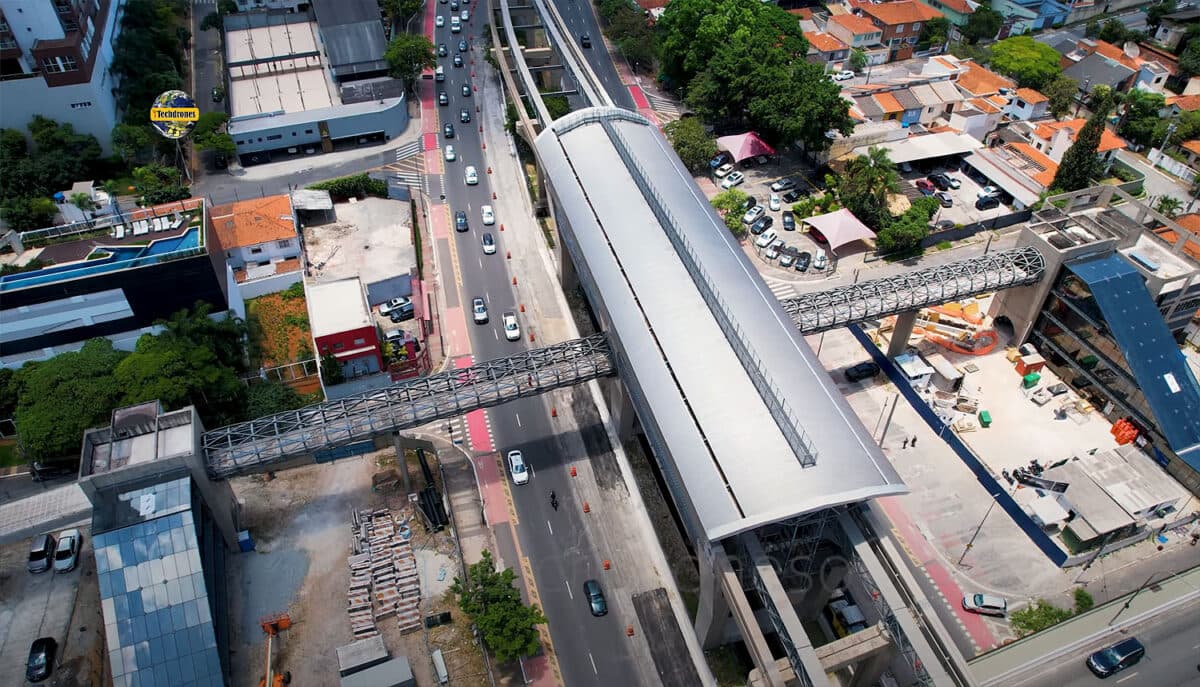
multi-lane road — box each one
[429,2,649,684]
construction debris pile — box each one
[347,509,423,639]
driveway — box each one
[1115,150,1193,205]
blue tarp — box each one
[1070,255,1200,468]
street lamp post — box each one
[1075,78,1091,118]
[1108,572,1167,626]
[958,493,1001,565]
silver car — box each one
[961,593,1007,616]
[53,529,82,573]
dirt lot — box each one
[227,450,486,687]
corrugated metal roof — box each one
[893,89,922,111]
[535,108,906,542]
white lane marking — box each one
[485,291,490,302]
[565,580,573,599]
[546,520,554,535]
[1116,674,1139,684]
[589,653,598,675]
[478,257,483,269]
[515,412,522,427]
[493,329,499,340]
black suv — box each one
[844,361,880,383]
[443,123,455,139]
[928,173,951,191]
[749,216,774,235]
[975,195,1000,210]
[781,211,796,231]
[781,190,803,203]
[455,210,469,232]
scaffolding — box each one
[203,335,614,477]
[780,246,1046,334]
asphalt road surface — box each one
[433,5,646,685]
[1004,600,1200,687]
[549,0,636,111]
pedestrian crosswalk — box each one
[393,140,423,162]
[766,280,796,300]
[646,92,684,121]
[387,140,427,191]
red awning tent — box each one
[715,132,776,162]
[803,208,875,254]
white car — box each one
[764,239,784,260]
[444,145,456,162]
[450,17,461,32]
[465,165,479,185]
[481,204,495,225]
[742,205,765,224]
[507,450,529,485]
[813,248,828,271]
[714,162,735,178]
[472,297,488,324]
[436,15,445,26]
[481,232,496,254]
[502,311,520,341]
[378,297,412,316]
[962,593,1007,617]
[978,185,1000,198]
[721,171,745,189]
[945,175,962,189]
[53,528,81,573]
[769,193,781,211]
[461,9,469,20]
[832,70,855,81]
[754,228,778,248]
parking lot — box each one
[898,163,1012,227]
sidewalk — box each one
[968,566,1200,685]
[0,482,91,546]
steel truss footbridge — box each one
[200,247,1045,477]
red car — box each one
[915,179,935,194]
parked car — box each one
[481,232,496,254]
[754,229,778,248]
[740,196,757,212]
[928,173,950,191]
[709,151,733,170]
[769,193,781,211]
[1086,637,1145,678]
[844,362,880,383]
[443,123,455,138]
[461,9,469,20]
[742,205,765,225]
[438,91,449,106]
[977,185,1000,198]
[961,593,1007,616]
[812,248,828,270]
[720,171,745,189]
[915,179,935,195]
[714,163,735,178]
[779,250,796,268]
[465,165,479,185]
[899,161,913,173]
[781,189,803,204]
[781,211,796,231]
[435,65,444,82]
[27,533,55,574]
[26,637,57,683]
[944,175,961,189]
[502,311,520,341]
[444,145,456,161]
[808,227,827,244]
[936,191,953,207]
[832,70,855,81]
[450,17,461,31]
[472,297,489,324]
[52,529,81,573]
[749,216,774,235]
[455,210,469,232]
[379,297,413,316]
[507,450,529,484]
[583,579,608,616]
[764,239,784,260]
[931,219,955,231]
[481,205,495,225]
[211,86,223,103]
[770,178,797,192]
[460,107,471,122]
[795,251,812,272]
[389,305,416,323]
[975,195,1001,211]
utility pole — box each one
[958,494,1000,565]
[1108,572,1167,626]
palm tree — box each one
[845,146,900,206]
[1156,195,1183,219]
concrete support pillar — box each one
[847,637,896,687]
[694,542,732,649]
[887,310,919,358]
[558,242,579,292]
[796,556,847,620]
[602,377,637,442]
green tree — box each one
[111,123,156,164]
[110,0,190,124]
[849,48,868,73]
[200,11,222,31]
[961,7,1003,44]
[543,95,572,120]
[876,196,937,253]
[191,111,237,157]
[381,0,423,21]
[1097,18,1146,45]
[918,17,951,49]
[1050,101,1114,191]
[1180,41,1200,78]
[0,197,58,231]
[1117,90,1166,148]
[385,34,436,92]
[1156,195,1183,218]
[70,192,96,211]
[1156,109,1200,147]
[0,367,20,420]
[840,146,900,230]
[710,188,750,236]
[133,163,189,204]
[663,117,718,173]
[452,550,548,662]
[1073,588,1095,613]
[0,128,27,160]
[219,0,237,13]
[989,36,1063,90]
[321,353,346,385]
[1043,74,1079,119]
[1145,0,1177,30]
[13,339,129,463]
[1010,599,1074,636]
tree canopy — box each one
[710,188,750,236]
[0,117,105,230]
[877,196,937,254]
[385,34,436,92]
[1050,101,1114,192]
[452,550,547,662]
[110,0,189,125]
[918,18,951,50]
[989,36,1063,90]
[1117,90,1166,148]
[657,0,853,150]
[1146,0,1178,30]
[663,117,718,173]
[961,7,1003,45]
[840,146,900,231]
[1043,74,1079,119]
[1180,41,1200,78]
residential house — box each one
[826,13,885,61]
[923,0,974,29]
[1024,118,1129,169]
[950,96,1007,141]
[990,0,1070,34]
[962,141,1060,208]
[308,277,383,386]
[1154,8,1200,51]
[1179,140,1200,168]
[804,31,850,68]
[1006,87,1050,121]
[953,60,1017,99]
[857,1,944,62]
[1164,95,1200,118]
[848,81,963,126]
[209,194,303,299]
[1061,39,1169,96]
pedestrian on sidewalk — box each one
[902,437,909,449]
[911,436,918,447]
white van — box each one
[450,17,462,32]
[435,65,445,82]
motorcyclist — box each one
[550,490,559,510]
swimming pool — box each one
[1,228,203,291]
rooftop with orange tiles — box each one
[956,60,1015,96]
